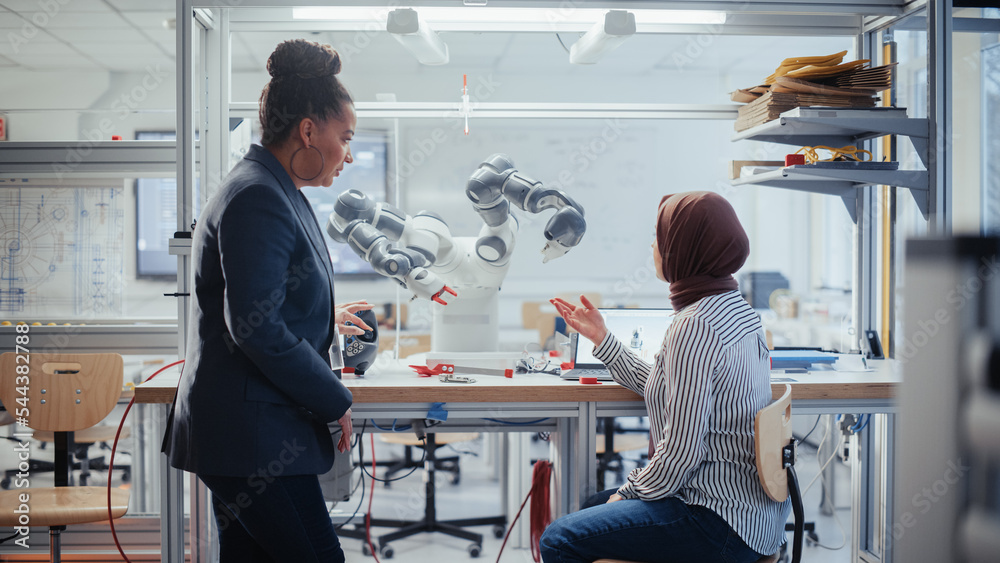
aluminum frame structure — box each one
[167,2,959,562]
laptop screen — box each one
[573,308,674,368]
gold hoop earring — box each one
[290,145,325,182]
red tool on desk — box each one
[408,363,513,378]
[409,363,455,377]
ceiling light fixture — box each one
[569,10,636,65]
[292,7,726,29]
[387,8,449,65]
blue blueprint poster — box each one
[0,184,125,319]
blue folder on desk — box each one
[770,350,838,370]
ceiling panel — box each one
[118,11,173,29]
[9,53,103,70]
[0,0,113,12]
[0,12,25,26]
[99,54,173,72]
[140,28,176,46]
[43,12,132,29]
[0,0,862,88]
[0,27,60,42]
[74,41,166,57]
[105,0,174,10]
[52,27,148,43]
[0,39,78,57]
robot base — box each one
[431,286,499,353]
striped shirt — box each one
[593,290,790,556]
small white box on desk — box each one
[425,351,521,371]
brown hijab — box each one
[656,191,750,311]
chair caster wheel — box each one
[450,472,461,485]
[380,544,395,559]
[492,524,505,539]
[361,544,372,557]
[0,478,10,490]
[468,543,481,558]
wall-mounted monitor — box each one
[300,130,390,278]
[135,131,200,280]
[135,129,390,279]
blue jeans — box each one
[200,473,345,563]
[540,489,764,563]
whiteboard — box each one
[0,180,125,318]
[398,119,660,285]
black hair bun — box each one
[267,39,341,80]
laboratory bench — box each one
[135,357,899,562]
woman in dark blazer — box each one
[163,39,371,563]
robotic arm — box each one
[326,189,458,304]
[466,154,586,263]
[327,155,587,305]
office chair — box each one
[362,432,506,558]
[595,417,648,490]
[0,352,130,563]
[593,384,803,563]
[378,431,467,485]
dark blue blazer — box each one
[164,144,352,477]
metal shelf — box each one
[732,111,930,167]
[0,141,197,178]
[0,323,179,356]
[731,108,931,221]
[732,166,929,222]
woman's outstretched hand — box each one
[550,295,608,346]
[335,300,375,335]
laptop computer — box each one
[560,308,674,380]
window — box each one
[300,130,390,277]
[134,131,200,279]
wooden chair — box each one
[0,353,130,563]
[755,384,803,563]
[593,385,802,563]
[22,425,132,487]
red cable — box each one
[108,359,184,562]
[528,461,553,562]
[495,460,552,563]
[365,433,381,563]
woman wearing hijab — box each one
[542,192,790,563]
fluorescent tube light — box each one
[387,8,449,66]
[569,10,635,65]
[292,7,726,27]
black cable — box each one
[555,33,571,53]
[483,417,550,425]
[357,421,427,483]
[444,443,479,457]
[0,531,20,544]
[794,415,824,449]
[334,429,367,530]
